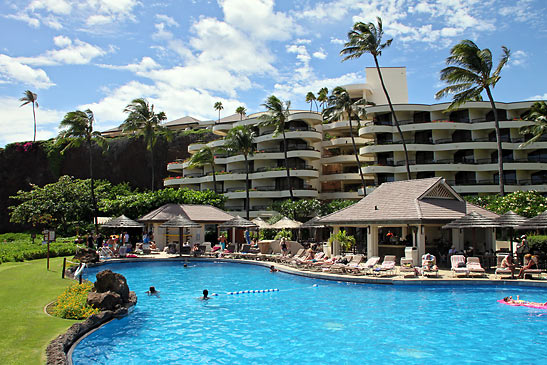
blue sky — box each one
[1,0,546,146]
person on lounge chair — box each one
[501,254,516,279]
[518,254,538,279]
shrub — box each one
[53,282,99,319]
[0,233,78,263]
[528,235,547,257]
[328,230,356,252]
[465,191,547,218]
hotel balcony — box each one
[214,146,321,164]
[223,185,319,199]
[321,137,368,149]
[318,191,360,200]
[254,127,322,143]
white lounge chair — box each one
[421,254,439,277]
[466,257,486,277]
[399,258,417,277]
[372,255,396,276]
[451,255,469,277]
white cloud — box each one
[99,57,160,73]
[156,14,179,27]
[510,50,527,67]
[17,36,106,66]
[313,49,327,59]
[330,37,345,45]
[0,96,63,146]
[0,54,54,88]
[28,0,72,15]
[530,93,547,101]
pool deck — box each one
[93,252,547,288]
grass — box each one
[0,257,79,364]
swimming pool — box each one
[72,261,547,364]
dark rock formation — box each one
[87,291,122,310]
[1,131,216,233]
[92,269,130,302]
[46,270,137,365]
[73,247,99,264]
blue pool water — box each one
[72,261,547,364]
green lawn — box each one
[0,257,79,364]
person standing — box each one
[280,237,288,256]
[516,235,529,266]
[244,229,251,245]
[218,234,227,251]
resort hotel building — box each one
[162,67,545,218]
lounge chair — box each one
[99,246,113,259]
[399,258,417,277]
[421,254,439,277]
[451,255,469,277]
[343,254,365,274]
[328,255,357,273]
[372,255,396,276]
[280,249,304,264]
[495,254,514,279]
[351,256,380,275]
[466,257,486,277]
[295,252,325,269]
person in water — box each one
[270,265,278,272]
[146,286,160,296]
[200,289,210,300]
[503,296,547,306]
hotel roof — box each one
[139,204,233,223]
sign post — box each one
[42,230,56,270]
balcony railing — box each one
[445,178,547,186]
[259,126,318,136]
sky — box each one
[1,0,546,147]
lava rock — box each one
[73,247,99,263]
[93,269,130,302]
[87,291,122,310]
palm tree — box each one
[317,87,329,112]
[121,98,171,191]
[236,106,246,121]
[305,92,317,112]
[520,101,547,147]
[214,101,224,124]
[223,125,255,219]
[436,40,510,196]
[341,17,411,180]
[188,146,218,193]
[57,109,107,234]
[19,90,38,142]
[323,87,372,196]
[259,95,294,199]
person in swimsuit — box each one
[501,254,516,279]
[146,286,160,296]
[200,289,210,300]
[518,254,538,279]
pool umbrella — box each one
[219,216,258,251]
[160,215,201,256]
[494,211,527,257]
[270,217,303,229]
[443,212,498,256]
[101,215,144,228]
[251,217,272,229]
[301,216,326,243]
[518,210,547,230]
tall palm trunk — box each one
[485,86,505,196]
[348,113,367,197]
[373,56,411,179]
[244,154,250,219]
[32,102,37,142]
[211,162,218,194]
[150,147,155,192]
[88,139,98,235]
[281,129,294,198]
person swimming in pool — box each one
[270,265,278,272]
[146,286,160,296]
[503,296,547,306]
[200,289,210,300]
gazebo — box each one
[218,216,257,250]
[139,204,234,250]
[318,177,499,263]
[519,210,547,230]
[159,215,201,254]
[101,215,144,229]
[494,211,527,255]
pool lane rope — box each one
[221,284,318,296]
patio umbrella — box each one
[270,217,303,229]
[518,210,547,230]
[494,211,527,257]
[219,216,258,250]
[160,215,201,256]
[251,217,272,229]
[443,212,499,256]
[101,215,144,228]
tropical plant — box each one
[323,86,372,196]
[188,146,218,193]
[305,91,317,112]
[214,101,224,124]
[274,229,293,240]
[328,229,356,252]
[341,17,411,179]
[259,95,294,199]
[520,101,547,147]
[320,199,358,216]
[19,90,38,142]
[270,199,322,222]
[223,125,256,219]
[57,110,107,234]
[464,191,546,218]
[436,39,510,196]
[121,98,171,191]
[236,106,246,121]
[317,87,329,111]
